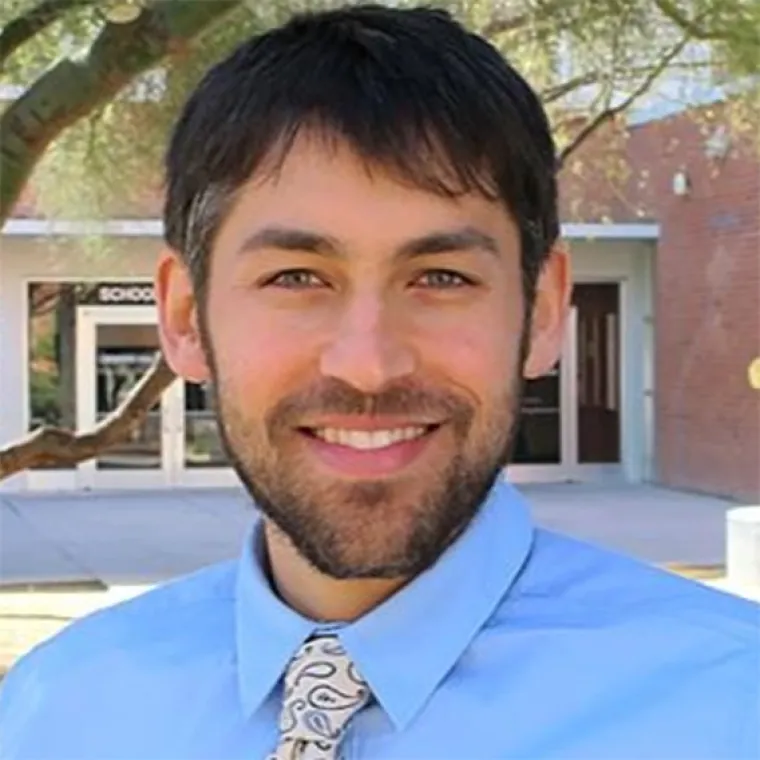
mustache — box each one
[267,378,473,427]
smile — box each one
[310,426,431,450]
[299,423,442,478]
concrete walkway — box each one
[0,481,740,588]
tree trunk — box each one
[0,0,241,224]
[0,1,242,482]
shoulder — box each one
[512,528,760,644]
[479,530,759,757]
[0,559,238,748]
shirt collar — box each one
[235,477,534,730]
[235,522,316,718]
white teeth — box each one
[313,426,427,450]
[323,428,340,444]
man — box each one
[1,5,758,759]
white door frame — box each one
[172,380,239,488]
[562,305,580,472]
[76,305,239,489]
[76,305,173,489]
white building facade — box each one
[0,219,657,492]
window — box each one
[27,282,95,467]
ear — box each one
[154,249,210,383]
[523,244,572,379]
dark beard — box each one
[231,436,514,580]
[212,376,522,580]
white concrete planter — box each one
[726,506,760,589]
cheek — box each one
[206,298,320,406]
[416,311,522,402]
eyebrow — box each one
[235,225,501,260]
[236,227,343,258]
[398,227,500,258]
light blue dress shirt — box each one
[1,480,758,759]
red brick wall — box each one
[555,106,760,500]
[557,116,645,223]
[628,110,760,501]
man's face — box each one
[157,135,569,579]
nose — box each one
[319,294,417,394]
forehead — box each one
[215,133,519,250]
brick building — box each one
[559,102,760,501]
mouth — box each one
[304,424,437,449]
[297,423,443,478]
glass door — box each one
[175,380,239,487]
[507,307,577,480]
[506,280,623,483]
[511,364,562,464]
[574,283,621,465]
[76,305,173,489]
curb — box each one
[661,563,725,580]
[0,585,152,619]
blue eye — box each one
[415,270,474,289]
[266,270,326,289]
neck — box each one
[263,521,407,622]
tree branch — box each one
[481,11,530,38]
[652,0,759,49]
[0,0,95,68]
[0,0,242,226]
[0,353,177,480]
[557,37,690,168]
[540,54,715,107]
[481,0,569,38]
[652,0,716,39]
[29,283,62,316]
[541,72,601,104]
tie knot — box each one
[279,634,371,748]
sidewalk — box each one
[0,481,751,673]
[0,481,738,588]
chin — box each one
[295,499,466,580]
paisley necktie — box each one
[268,634,371,760]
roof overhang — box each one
[2,218,660,240]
